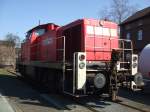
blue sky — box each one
[0,0,150,40]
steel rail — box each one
[72,98,105,112]
[8,70,149,112]
[114,100,150,112]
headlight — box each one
[79,54,85,61]
[79,62,85,69]
[94,73,106,89]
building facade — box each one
[120,7,150,54]
[0,40,16,68]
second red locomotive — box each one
[17,18,143,100]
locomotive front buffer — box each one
[62,40,143,101]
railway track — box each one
[10,100,24,112]
[72,98,105,112]
[7,70,150,112]
[73,95,150,112]
[113,99,150,112]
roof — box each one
[0,40,8,45]
[120,7,150,25]
[59,18,117,31]
[27,23,59,33]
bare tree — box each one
[2,33,21,69]
[100,0,138,24]
[4,33,20,48]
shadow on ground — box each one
[0,72,112,111]
[118,87,150,106]
[0,73,60,110]
[1,70,149,111]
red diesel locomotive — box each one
[17,18,143,100]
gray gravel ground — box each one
[0,70,59,112]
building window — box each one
[138,20,143,26]
[126,33,130,39]
[137,30,143,40]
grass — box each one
[0,68,11,75]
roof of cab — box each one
[27,23,60,33]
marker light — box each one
[79,62,85,69]
[79,54,85,61]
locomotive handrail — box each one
[55,36,66,63]
[55,36,66,92]
[86,35,132,41]
[29,36,66,47]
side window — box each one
[137,30,143,40]
[35,29,45,36]
[26,32,32,40]
[126,32,130,39]
[138,20,143,26]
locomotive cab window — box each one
[35,29,45,37]
[25,32,32,40]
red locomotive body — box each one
[22,19,118,63]
[21,40,30,62]
[17,18,142,100]
[57,19,118,61]
[23,23,59,62]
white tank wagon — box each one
[139,44,150,79]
